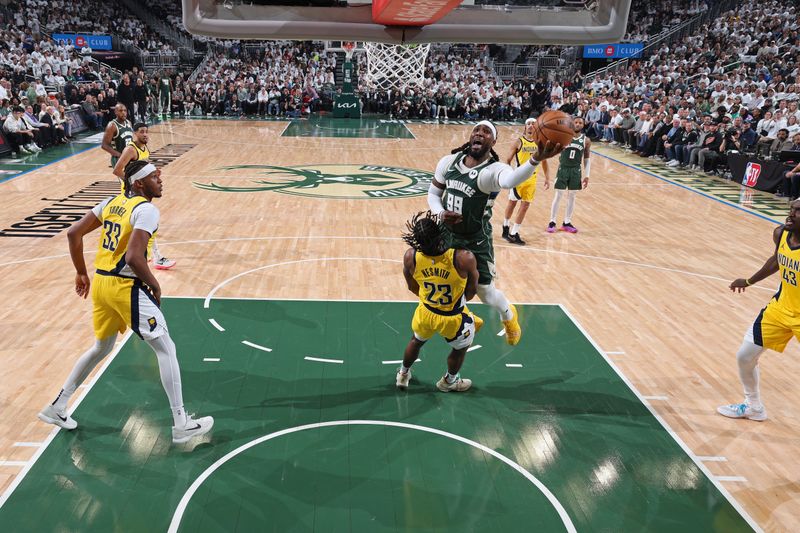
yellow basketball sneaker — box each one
[472,313,484,334]
[502,304,521,345]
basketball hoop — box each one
[363,42,431,92]
[343,41,356,61]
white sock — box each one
[152,239,162,261]
[503,218,511,226]
[564,191,578,224]
[53,336,117,410]
[401,364,411,374]
[550,189,564,223]
[446,372,457,384]
[736,339,765,409]
[510,223,521,235]
[145,334,187,427]
[476,283,513,321]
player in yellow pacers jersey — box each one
[718,199,800,422]
[398,211,484,392]
[38,160,212,444]
[112,122,177,270]
[502,118,550,245]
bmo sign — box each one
[583,43,644,59]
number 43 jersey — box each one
[92,194,160,277]
[775,229,800,312]
[413,249,467,315]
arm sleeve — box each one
[90,197,114,220]
[584,157,591,177]
[477,159,539,193]
[427,154,455,214]
[129,203,160,235]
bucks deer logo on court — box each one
[193,164,433,199]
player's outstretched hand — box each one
[440,210,463,225]
[75,273,90,299]
[533,140,562,161]
[730,278,750,292]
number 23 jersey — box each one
[92,194,160,277]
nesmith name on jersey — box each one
[446,180,476,197]
[421,267,451,279]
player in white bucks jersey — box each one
[38,160,213,445]
[428,120,562,345]
[546,117,591,234]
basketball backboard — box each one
[182,0,632,45]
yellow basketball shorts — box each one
[748,300,800,352]
[92,273,167,341]
[411,304,476,349]
[509,175,537,203]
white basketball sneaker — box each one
[436,374,472,392]
[154,257,177,270]
[396,368,411,389]
[716,402,767,421]
[172,414,214,443]
[38,404,78,430]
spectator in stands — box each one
[3,106,40,154]
[663,118,684,165]
[81,95,103,130]
[134,78,148,122]
[118,74,135,120]
[40,104,66,145]
[768,129,793,159]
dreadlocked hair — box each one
[123,159,150,195]
[402,211,447,257]
[450,142,500,163]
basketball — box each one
[532,110,575,150]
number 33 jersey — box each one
[92,194,160,278]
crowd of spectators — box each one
[3,0,800,202]
[560,0,799,196]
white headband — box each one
[525,118,536,125]
[130,163,158,183]
[476,120,497,139]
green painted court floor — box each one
[282,116,415,138]
[0,299,756,532]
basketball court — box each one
[0,117,797,531]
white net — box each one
[363,43,431,92]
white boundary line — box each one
[505,363,523,368]
[241,341,272,353]
[166,420,577,533]
[381,359,421,365]
[203,358,221,362]
[467,345,482,352]
[0,235,777,295]
[208,318,225,332]
[0,461,28,467]
[557,304,763,532]
[203,257,403,309]
[606,351,626,355]
[304,356,344,364]
[642,396,670,401]
[717,476,748,483]
[11,443,42,448]
[697,456,728,462]
[0,331,134,509]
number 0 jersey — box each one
[774,229,800,312]
[93,194,159,277]
[413,249,466,315]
